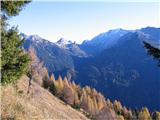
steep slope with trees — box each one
[1,75,89,120]
[0,1,88,120]
[42,70,160,120]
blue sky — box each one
[9,1,159,43]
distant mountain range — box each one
[22,27,160,111]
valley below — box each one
[22,27,160,111]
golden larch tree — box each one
[138,107,151,120]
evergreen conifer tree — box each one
[1,1,31,84]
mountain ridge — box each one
[22,26,160,111]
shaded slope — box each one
[75,33,160,111]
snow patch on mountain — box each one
[56,38,73,48]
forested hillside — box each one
[1,1,160,120]
[25,47,160,120]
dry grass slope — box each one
[1,75,89,120]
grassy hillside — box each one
[1,75,89,120]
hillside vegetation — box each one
[26,47,160,120]
[1,1,160,120]
[1,75,89,120]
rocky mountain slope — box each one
[22,34,88,78]
[80,28,129,55]
[80,27,160,55]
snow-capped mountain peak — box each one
[21,33,43,42]
[30,35,42,40]
[56,38,73,48]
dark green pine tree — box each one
[143,41,160,67]
[1,1,31,84]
